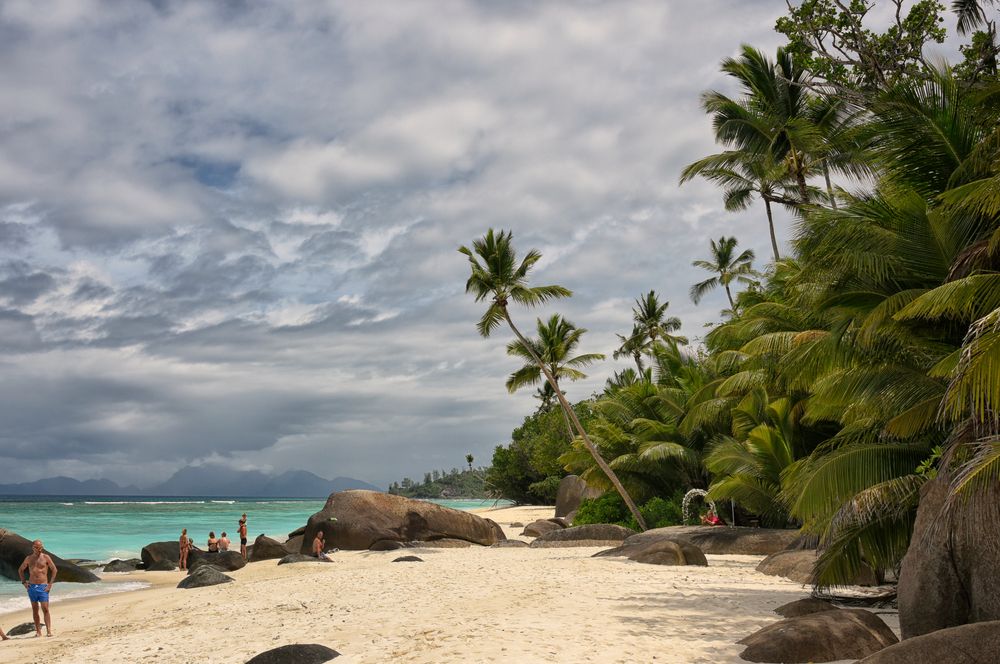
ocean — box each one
[0,495,504,615]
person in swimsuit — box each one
[207,531,219,553]
[312,531,332,561]
[18,539,57,637]
[219,532,230,552]
[179,528,190,570]
[238,514,248,559]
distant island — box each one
[0,464,380,497]
[388,466,489,499]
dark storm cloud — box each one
[0,0,840,486]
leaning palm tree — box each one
[690,237,758,309]
[459,229,648,529]
[613,324,647,373]
[506,314,606,439]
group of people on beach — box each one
[179,513,249,570]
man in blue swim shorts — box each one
[18,539,57,637]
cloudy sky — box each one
[0,1,837,488]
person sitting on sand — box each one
[312,532,333,561]
[207,531,219,553]
[219,532,231,552]
[238,514,248,560]
[179,528,191,570]
[701,509,723,526]
[18,539,57,637]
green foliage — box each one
[573,491,686,530]
[775,0,947,93]
[389,467,488,499]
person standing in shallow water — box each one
[238,513,248,559]
[18,539,57,637]
[179,528,191,570]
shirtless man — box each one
[18,540,57,637]
[179,528,191,570]
[238,514,248,559]
[218,532,231,552]
[312,531,331,561]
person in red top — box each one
[701,509,723,526]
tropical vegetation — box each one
[467,0,1000,586]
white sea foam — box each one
[0,581,149,616]
[210,500,236,504]
[82,501,206,505]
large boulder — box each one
[520,519,563,538]
[187,551,246,573]
[774,598,837,618]
[140,541,205,569]
[249,535,290,562]
[300,490,501,551]
[484,518,507,542]
[856,620,1000,664]
[738,609,897,663]
[628,540,707,566]
[245,644,340,664]
[757,549,877,586]
[898,474,1000,638]
[622,526,801,555]
[531,524,635,545]
[593,539,707,565]
[103,558,142,573]
[0,529,99,583]
[177,565,234,589]
[145,559,177,572]
[554,475,601,518]
[491,540,529,548]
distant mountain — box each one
[0,467,380,497]
[0,476,141,496]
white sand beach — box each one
[0,506,898,664]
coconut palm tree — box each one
[506,314,605,439]
[459,229,648,529]
[613,324,647,373]
[681,154,799,262]
[690,237,758,310]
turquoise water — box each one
[0,495,505,615]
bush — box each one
[572,493,632,526]
[640,493,684,529]
[573,491,685,530]
[527,475,562,504]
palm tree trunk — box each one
[553,378,575,441]
[633,352,644,375]
[791,148,809,202]
[724,284,735,310]
[822,162,837,210]
[764,199,780,262]
[502,309,648,530]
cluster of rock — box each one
[0,529,100,584]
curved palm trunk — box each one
[764,199,780,262]
[822,162,837,210]
[724,283,735,310]
[553,376,575,441]
[633,352,644,374]
[503,308,648,530]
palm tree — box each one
[506,314,606,439]
[690,237,758,310]
[613,324,647,373]
[700,45,818,202]
[681,154,798,262]
[466,454,474,471]
[614,291,688,372]
[459,229,648,529]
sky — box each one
[0,1,961,489]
